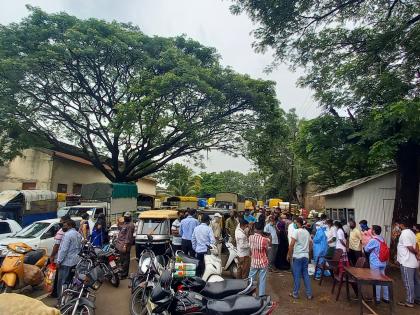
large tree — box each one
[294,114,384,190]
[245,108,305,200]
[231,0,420,224]
[0,7,278,182]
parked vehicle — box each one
[150,272,277,315]
[222,237,239,278]
[0,190,57,226]
[0,219,22,240]
[173,276,256,300]
[130,234,162,315]
[177,244,223,282]
[0,242,48,293]
[59,241,119,309]
[60,264,104,315]
[93,245,120,287]
[0,218,81,256]
[135,210,178,259]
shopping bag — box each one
[44,263,57,293]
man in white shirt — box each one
[397,220,420,308]
[287,217,313,299]
[264,215,279,271]
[325,219,337,257]
[171,211,183,252]
[235,218,251,279]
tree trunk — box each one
[390,141,420,261]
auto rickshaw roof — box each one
[138,210,179,219]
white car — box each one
[0,219,22,240]
[0,218,81,256]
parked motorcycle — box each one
[222,237,239,278]
[130,234,162,315]
[150,273,277,315]
[94,246,120,287]
[177,244,223,282]
[0,242,47,293]
[173,276,256,300]
[60,264,104,315]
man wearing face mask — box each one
[116,212,135,278]
[56,219,82,301]
[235,218,251,279]
[49,214,70,298]
[115,212,134,278]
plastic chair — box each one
[318,248,343,286]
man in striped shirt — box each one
[249,222,271,296]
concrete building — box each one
[0,148,157,201]
[317,170,420,245]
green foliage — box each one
[244,108,305,199]
[156,163,198,196]
[231,0,420,196]
[365,100,420,161]
[0,7,278,182]
[295,115,382,189]
[231,0,419,111]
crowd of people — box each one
[171,207,420,307]
[49,212,135,306]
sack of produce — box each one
[23,263,43,286]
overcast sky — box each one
[0,0,320,173]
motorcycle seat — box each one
[201,279,249,299]
[206,295,268,315]
[177,252,200,266]
[94,248,110,257]
[24,249,45,265]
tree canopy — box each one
[231,0,420,223]
[0,7,278,182]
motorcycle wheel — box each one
[229,262,239,279]
[60,304,95,315]
[130,286,150,315]
[110,271,120,288]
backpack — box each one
[374,237,390,262]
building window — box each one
[347,209,355,221]
[326,208,355,223]
[57,184,68,193]
[22,182,36,190]
[73,184,82,195]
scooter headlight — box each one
[14,246,27,254]
[140,257,151,274]
[92,280,101,290]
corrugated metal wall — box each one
[324,190,354,208]
[353,172,396,244]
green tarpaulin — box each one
[81,183,138,200]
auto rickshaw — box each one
[134,210,179,258]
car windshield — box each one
[138,219,169,235]
[57,208,69,218]
[14,222,50,238]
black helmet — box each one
[151,284,171,305]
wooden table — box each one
[344,266,394,315]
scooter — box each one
[151,283,277,315]
[0,242,48,293]
[222,237,239,278]
[201,244,224,282]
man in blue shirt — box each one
[264,215,279,271]
[180,208,199,256]
[364,225,389,304]
[192,214,215,276]
[56,219,82,300]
